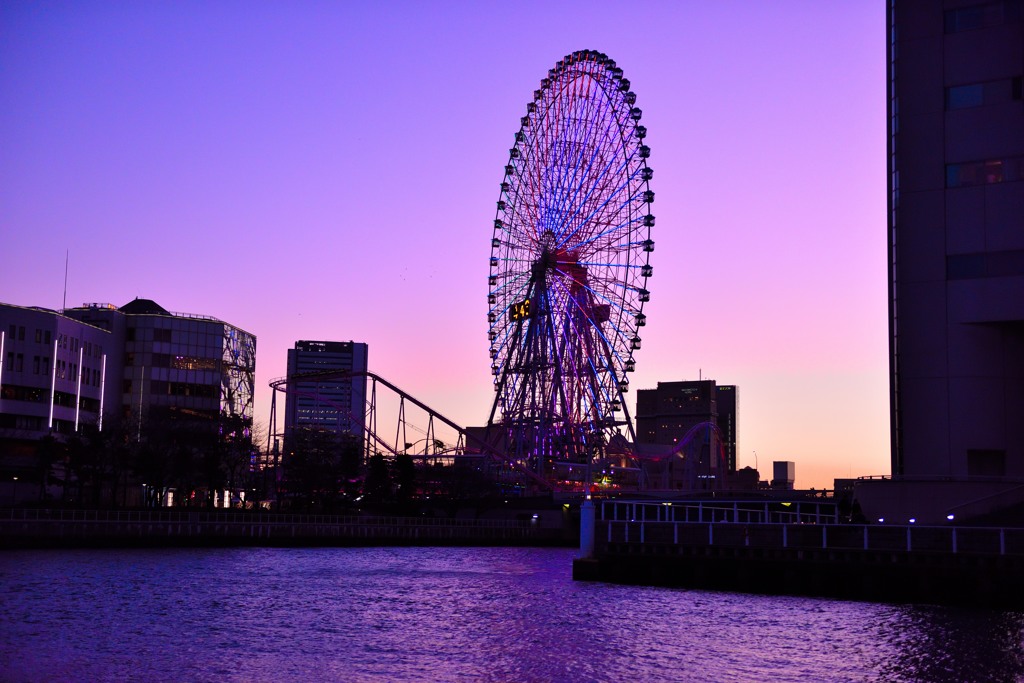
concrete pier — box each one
[573,499,1024,608]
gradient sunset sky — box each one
[0,1,886,488]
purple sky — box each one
[0,2,887,488]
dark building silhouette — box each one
[888,1,1023,478]
[284,340,368,451]
[861,0,1023,523]
[635,380,739,472]
[1,299,255,504]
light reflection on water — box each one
[1,547,1023,682]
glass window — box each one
[947,158,1012,186]
[946,84,984,109]
[945,5,985,32]
[18,326,25,341]
[35,329,42,343]
[947,250,1024,280]
[984,160,1005,183]
[948,253,985,279]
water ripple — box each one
[2,547,1022,682]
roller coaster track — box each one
[268,370,552,491]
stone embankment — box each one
[1,508,572,549]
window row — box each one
[946,76,1023,109]
[123,352,220,370]
[5,326,56,346]
[122,379,218,399]
[4,326,106,359]
[5,352,24,372]
[126,326,222,345]
[0,384,46,403]
[947,249,1024,280]
[0,413,44,430]
[945,1,1022,33]
[946,156,1024,187]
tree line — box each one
[19,411,501,511]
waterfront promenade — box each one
[574,499,1024,608]
[0,507,571,548]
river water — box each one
[1,546,1022,682]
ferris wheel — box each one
[486,49,655,482]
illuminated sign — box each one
[509,298,532,322]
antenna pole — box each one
[62,250,69,311]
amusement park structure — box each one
[268,370,551,492]
[268,51,710,496]
[484,49,655,487]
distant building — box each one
[65,299,256,427]
[0,303,117,442]
[1,298,255,485]
[635,380,739,471]
[771,461,795,490]
[888,0,1024,480]
[284,340,368,450]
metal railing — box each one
[1,508,534,529]
[596,501,1024,557]
[601,499,839,526]
[601,519,1024,556]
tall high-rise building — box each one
[284,340,368,448]
[635,379,739,472]
[888,1,1023,480]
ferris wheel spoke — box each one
[488,51,653,484]
[547,93,615,235]
[548,275,625,399]
[571,176,650,254]
[553,274,638,370]
[552,106,621,234]
[555,157,638,250]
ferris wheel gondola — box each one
[485,50,655,484]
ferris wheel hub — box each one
[486,50,655,488]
